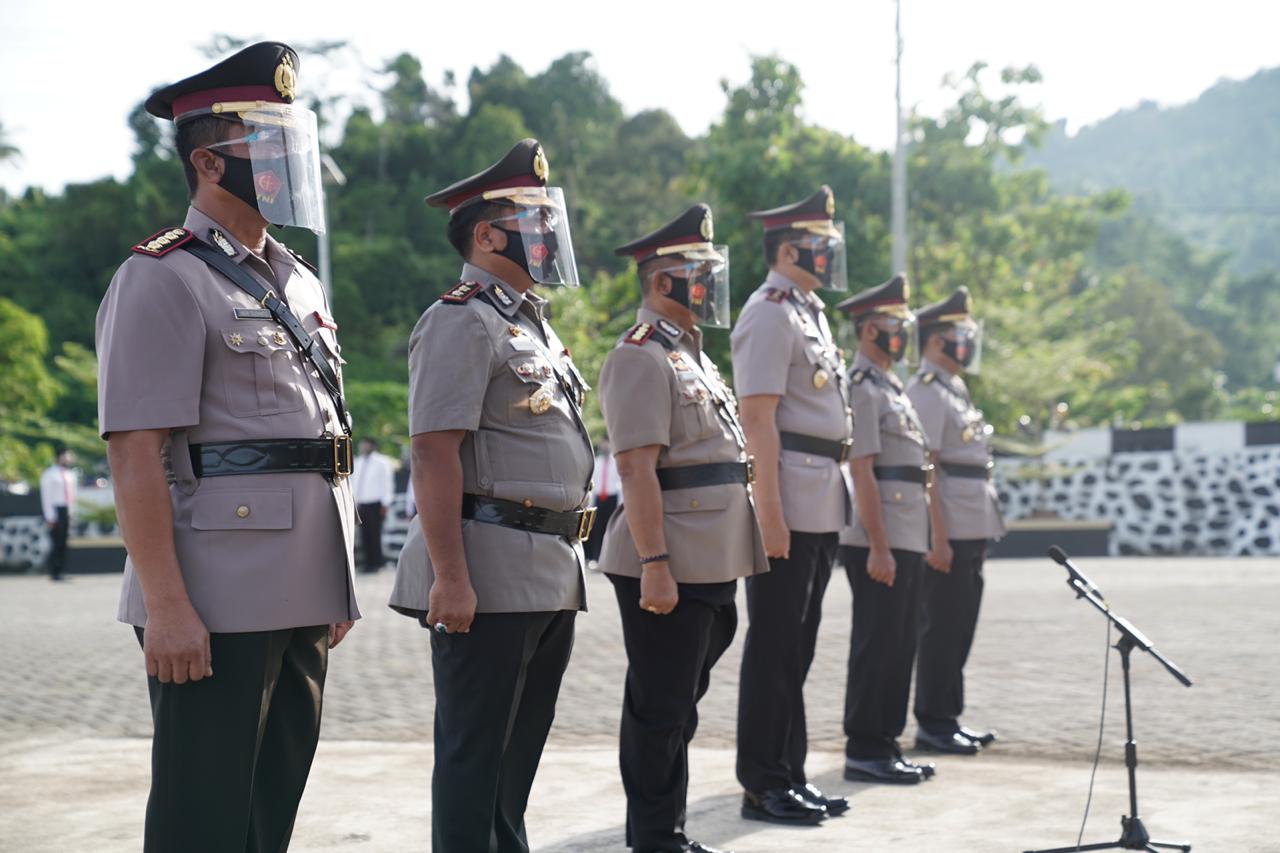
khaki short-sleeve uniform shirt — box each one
[390,264,595,615]
[730,272,853,533]
[96,207,359,633]
[597,308,768,583]
[840,350,930,554]
[907,358,1005,540]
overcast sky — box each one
[2,0,1276,195]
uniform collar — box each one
[920,356,955,381]
[764,270,823,309]
[636,306,702,351]
[854,349,902,388]
[460,262,532,318]
[184,206,297,284]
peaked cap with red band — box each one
[836,273,911,318]
[915,286,972,330]
[749,185,836,232]
[614,203,715,263]
[425,138,550,213]
[144,41,300,123]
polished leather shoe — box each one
[741,788,826,825]
[791,783,850,816]
[898,754,937,779]
[675,842,733,853]
[959,725,997,746]
[843,757,924,785]
[916,728,981,755]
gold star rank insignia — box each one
[229,333,244,346]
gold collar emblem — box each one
[274,55,298,102]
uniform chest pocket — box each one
[219,327,305,418]
[676,378,722,441]
[505,355,567,426]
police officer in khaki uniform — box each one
[96,43,359,853]
[389,139,595,853]
[732,187,852,825]
[835,274,935,785]
[908,287,1003,754]
[599,204,767,853]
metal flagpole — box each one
[891,0,908,276]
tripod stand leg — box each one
[1147,843,1190,851]
[1024,843,1125,853]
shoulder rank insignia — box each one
[623,322,655,345]
[132,227,193,257]
[440,281,483,303]
[850,369,867,385]
[922,371,936,384]
[764,288,788,303]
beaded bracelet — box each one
[639,553,670,565]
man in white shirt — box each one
[586,439,620,565]
[39,447,77,582]
[351,439,396,572]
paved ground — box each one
[2,557,1279,850]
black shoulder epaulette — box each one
[439,280,484,303]
[622,322,656,345]
[282,244,319,275]
[850,369,867,385]
[764,288,788,303]
[132,227,193,257]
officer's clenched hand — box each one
[867,547,896,587]
[639,562,679,615]
[329,620,355,649]
[428,577,478,633]
[759,510,791,560]
[144,600,212,684]
[925,540,953,573]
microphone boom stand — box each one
[1025,553,1193,853]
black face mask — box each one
[664,271,717,322]
[214,152,291,218]
[496,226,559,281]
[942,337,975,367]
[874,328,908,362]
[795,244,835,286]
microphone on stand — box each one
[1047,545,1107,603]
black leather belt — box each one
[462,494,596,542]
[656,460,755,491]
[873,464,933,485]
[779,431,853,462]
[191,437,353,479]
[940,462,993,480]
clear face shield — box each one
[486,186,580,287]
[790,220,848,292]
[934,318,984,374]
[650,244,731,329]
[841,309,916,363]
[201,102,326,233]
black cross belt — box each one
[656,460,755,491]
[939,462,994,480]
[873,464,933,485]
[461,494,596,542]
[190,437,353,478]
[779,431,854,462]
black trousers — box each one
[736,531,838,792]
[914,538,988,735]
[430,610,576,853]
[135,624,329,853]
[584,494,618,562]
[47,506,69,579]
[841,546,924,760]
[357,502,384,571]
[609,574,737,852]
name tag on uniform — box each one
[509,336,537,352]
[233,308,273,320]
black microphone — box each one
[1047,546,1107,602]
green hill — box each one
[1029,67,1280,273]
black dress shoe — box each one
[898,754,937,779]
[916,729,981,755]
[959,725,997,746]
[741,788,826,825]
[684,842,734,853]
[843,757,924,785]
[791,783,850,817]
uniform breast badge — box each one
[530,384,554,415]
[813,367,830,389]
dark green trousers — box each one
[135,625,329,853]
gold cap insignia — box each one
[532,146,549,182]
[700,213,713,241]
[274,55,297,102]
[825,191,835,217]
